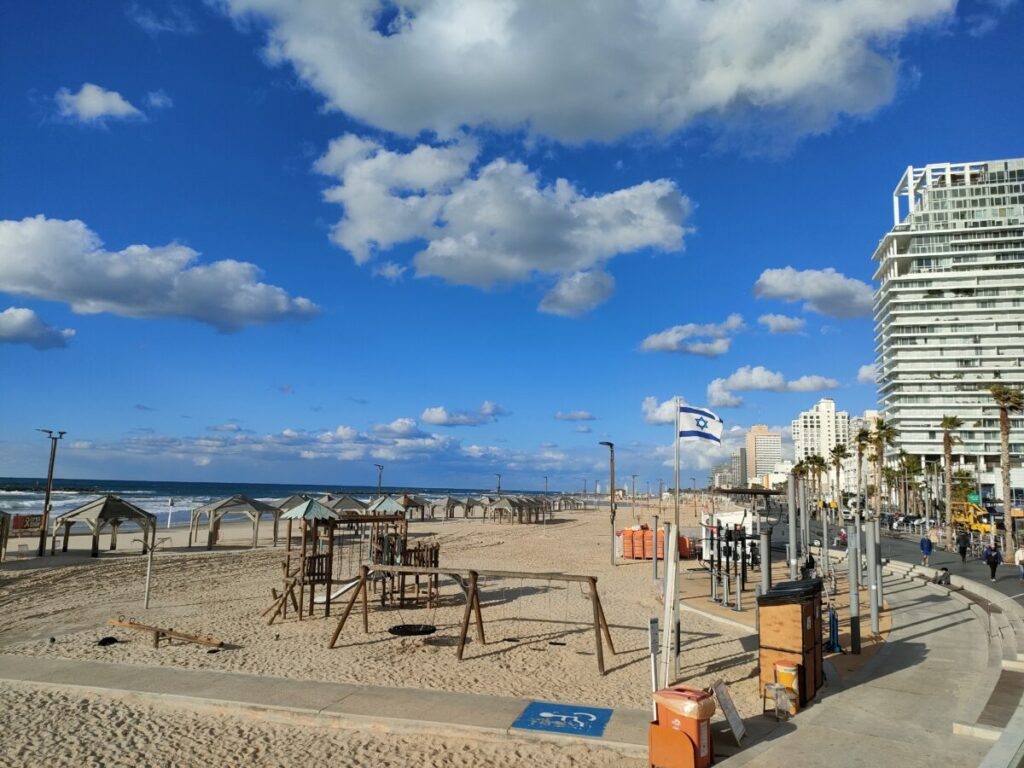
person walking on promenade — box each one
[1015,542,1024,584]
[986,543,1003,582]
[957,531,970,565]
[920,535,933,567]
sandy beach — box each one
[0,502,758,766]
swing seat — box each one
[388,624,437,636]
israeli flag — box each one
[678,406,724,443]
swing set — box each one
[327,565,618,675]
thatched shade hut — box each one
[188,494,281,550]
[50,495,157,557]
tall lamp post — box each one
[599,441,615,566]
[36,429,65,557]
[631,473,639,521]
[544,475,548,494]
[495,473,502,494]
[374,464,384,497]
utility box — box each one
[648,685,716,768]
[756,578,823,708]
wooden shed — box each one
[50,495,157,557]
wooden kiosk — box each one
[756,578,823,707]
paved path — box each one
[0,654,650,757]
[721,570,994,767]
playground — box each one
[0,505,763,715]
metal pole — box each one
[866,519,880,634]
[822,497,830,579]
[760,527,771,595]
[144,543,155,609]
[787,475,798,579]
[799,478,808,558]
[848,529,861,653]
[632,474,638,522]
[375,464,384,497]
[600,442,616,567]
[874,514,884,609]
[652,514,659,579]
[36,430,64,557]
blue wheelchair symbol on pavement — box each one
[511,701,613,738]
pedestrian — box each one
[986,543,1003,582]
[920,535,933,567]
[957,531,970,565]
[1015,542,1024,584]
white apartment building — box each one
[792,398,850,463]
[746,425,782,479]
[840,410,880,495]
[873,158,1024,503]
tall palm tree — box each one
[829,443,850,519]
[990,384,1024,545]
[940,415,964,550]
[872,418,898,520]
[807,454,827,518]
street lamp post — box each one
[36,429,65,557]
[495,473,502,494]
[600,442,615,566]
[631,474,638,521]
[544,475,548,494]
[374,464,384,497]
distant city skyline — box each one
[2,2,1022,489]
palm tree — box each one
[990,384,1024,545]
[806,454,827,518]
[871,418,898,520]
[940,415,964,550]
[829,443,850,519]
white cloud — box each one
[538,270,615,317]
[641,314,744,356]
[126,3,197,36]
[70,441,94,450]
[575,425,592,434]
[373,417,422,437]
[642,396,686,425]
[707,365,840,407]
[221,0,956,144]
[145,90,174,109]
[857,363,878,384]
[193,455,212,467]
[0,215,318,332]
[314,136,689,313]
[0,307,75,349]
[421,400,507,427]
[210,423,242,432]
[556,410,595,421]
[753,267,874,319]
[758,313,806,334]
[56,83,142,123]
[373,261,406,282]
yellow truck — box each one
[950,501,1000,536]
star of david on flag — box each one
[678,406,724,443]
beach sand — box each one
[0,504,757,765]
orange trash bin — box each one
[649,685,716,768]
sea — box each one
[0,477,494,528]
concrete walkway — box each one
[0,654,650,757]
[722,570,996,767]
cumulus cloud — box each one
[858,363,878,384]
[642,396,686,425]
[758,313,806,334]
[575,425,592,434]
[707,365,839,407]
[556,410,595,421]
[210,422,242,432]
[221,0,956,144]
[641,314,744,356]
[539,270,615,317]
[314,135,689,313]
[753,267,874,319]
[373,261,406,282]
[0,307,75,349]
[0,215,318,332]
[56,83,142,123]
[421,400,507,427]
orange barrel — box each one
[649,685,716,768]
[643,528,655,560]
[678,535,691,559]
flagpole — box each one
[672,396,681,681]
[674,397,680,530]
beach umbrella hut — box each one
[188,494,282,550]
[273,494,310,512]
[50,495,157,557]
[366,495,407,516]
[281,498,339,521]
[326,495,368,515]
[430,496,462,519]
[457,496,485,519]
[398,493,430,520]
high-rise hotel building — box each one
[873,159,1024,484]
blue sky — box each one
[1,0,1021,490]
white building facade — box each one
[746,426,782,479]
[792,398,850,463]
[873,158,1024,504]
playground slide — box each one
[313,577,363,604]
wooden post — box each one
[458,570,479,660]
[588,577,606,675]
[328,566,367,648]
[90,524,100,558]
[252,512,260,549]
[325,523,335,618]
[61,522,70,553]
[286,519,293,552]
[593,586,617,655]
[299,521,307,620]
[109,522,119,551]
[273,513,279,547]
